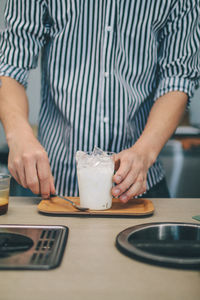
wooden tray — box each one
[38,197,154,217]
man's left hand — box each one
[112,147,151,202]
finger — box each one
[15,163,27,189]
[113,155,132,184]
[112,168,138,197]
[36,155,52,199]
[50,174,56,195]
[24,159,40,195]
[119,178,147,203]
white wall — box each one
[0,0,200,147]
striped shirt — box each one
[0,0,200,196]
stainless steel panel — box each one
[0,225,69,270]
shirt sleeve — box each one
[154,0,200,103]
[0,0,48,87]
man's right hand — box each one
[8,133,55,198]
[0,76,55,199]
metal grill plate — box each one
[0,225,69,270]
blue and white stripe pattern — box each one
[0,0,200,196]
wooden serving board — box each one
[37,196,154,217]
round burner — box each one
[116,222,200,270]
[0,232,33,257]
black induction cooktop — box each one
[116,222,200,270]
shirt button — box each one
[103,117,109,123]
[105,25,112,32]
[104,72,109,78]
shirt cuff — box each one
[0,61,29,88]
[154,77,195,107]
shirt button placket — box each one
[101,26,111,139]
[105,25,112,32]
[99,1,114,147]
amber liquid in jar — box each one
[0,188,9,215]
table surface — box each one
[0,197,200,300]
